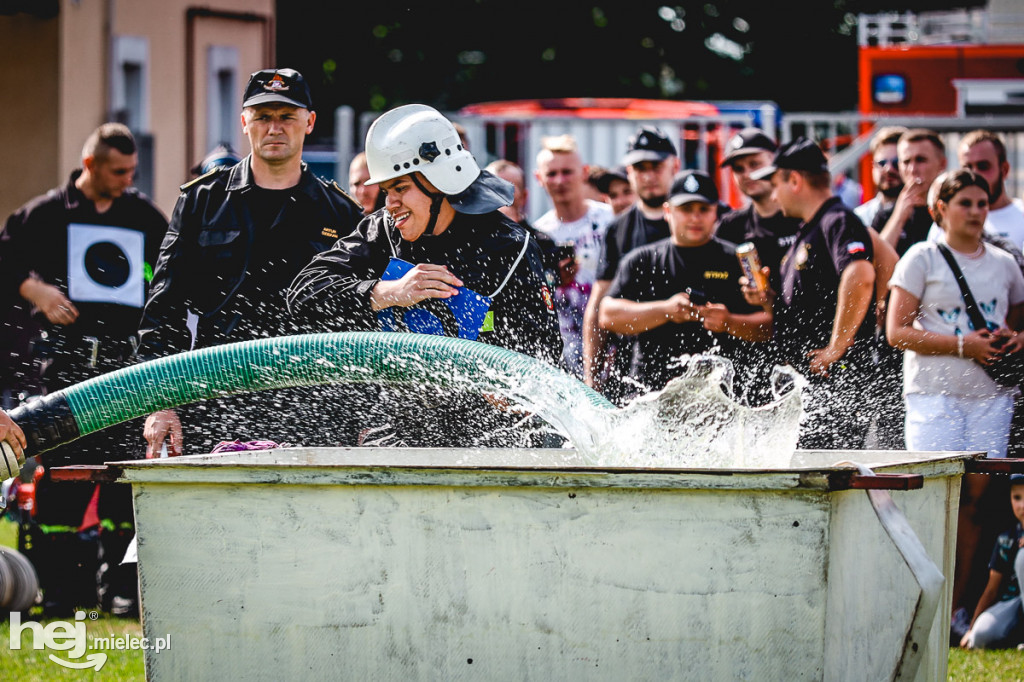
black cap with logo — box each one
[749,137,829,181]
[720,127,777,167]
[623,126,678,166]
[668,170,719,206]
[242,68,313,109]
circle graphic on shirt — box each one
[84,241,131,288]
[67,223,145,307]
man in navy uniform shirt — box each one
[749,138,879,448]
[139,69,362,455]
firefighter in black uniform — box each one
[749,138,879,449]
[0,123,168,615]
[138,68,362,455]
[287,104,563,446]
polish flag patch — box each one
[847,241,866,255]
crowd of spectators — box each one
[524,124,1024,648]
[0,67,1022,645]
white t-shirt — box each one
[984,198,1024,251]
[890,239,1024,398]
[853,195,883,228]
[534,199,613,287]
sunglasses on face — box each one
[874,158,900,169]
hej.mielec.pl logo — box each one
[8,609,172,670]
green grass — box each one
[949,647,1024,681]
[3,517,1023,679]
[1,517,145,680]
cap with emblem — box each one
[242,68,313,109]
[720,127,777,167]
[668,170,718,206]
[623,126,678,166]
[749,137,829,181]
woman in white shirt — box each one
[888,168,1024,638]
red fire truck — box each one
[856,43,1024,195]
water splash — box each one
[139,340,805,469]
[494,354,805,468]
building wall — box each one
[112,0,274,212]
[0,13,59,220]
[191,14,274,167]
[58,0,109,185]
[1,0,274,220]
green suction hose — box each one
[10,331,615,458]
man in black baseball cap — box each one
[749,136,830,182]
[668,169,719,207]
[138,66,362,456]
[720,127,777,168]
[743,136,888,449]
[623,126,678,166]
[598,168,769,397]
[716,127,800,300]
[593,166,633,216]
[584,125,680,400]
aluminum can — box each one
[736,242,768,292]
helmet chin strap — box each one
[410,173,446,236]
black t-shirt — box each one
[715,204,801,289]
[0,171,168,349]
[776,197,875,361]
[597,205,670,281]
[606,237,757,392]
[871,204,933,257]
[231,187,301,339]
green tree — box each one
[275,0,977,141]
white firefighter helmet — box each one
[364,104,512,215]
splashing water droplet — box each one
[495,354,804,468]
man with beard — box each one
[855,126,907,229]
[582,126,680,400]
[960,129,1024,249]
[960,130,1024,459]
[873,129,947,256]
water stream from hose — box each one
[10,332,804,469]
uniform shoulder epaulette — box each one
[324,178,363,213]
[179,167,222,193]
